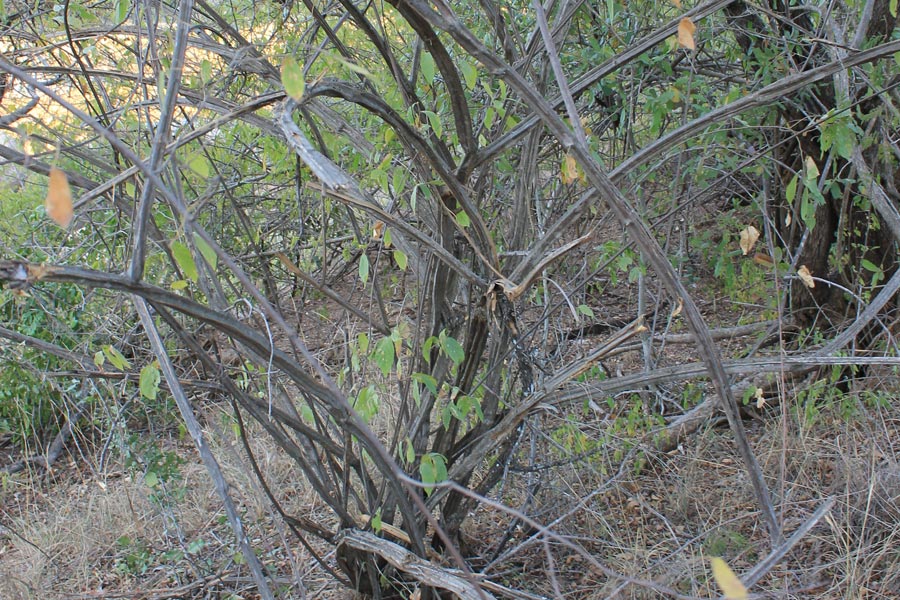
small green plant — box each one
[551,416,601,457]
[794,363,857,424]
[705,528,752,559]
[114,536,154,575]
[124,437,187,505]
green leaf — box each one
[392,168,406,195]
[891,0,897,18]
[357,332,369,354]
[171,241,198,282]
[820,113,859,160]
[200,59,212,83]
[115,0,128,21]
[170,279,189,291]
[281,56,305,100]
[405,440,415,464]
[433,453,447,482]
[419,456,435,495]
[94,350,105,368]
[456,210,470,228]
[393,249,408,271]
[456,394,483,423]
[785,174,798,203]
[484,106,495,129]
[353,385,380,422]
[188,154,210,178]
[577,304,594,318]
[741,386,756,405]
[140,362,160,400]
[800,193,817,231]
[418,453,447,496]
[372,336,395,377]
[420,52,436,84]
[460,61,477,90]
[370,509,382,533]
[861,259,885,285]
[442,404,453,430]
[425,110,442,137]
[411,372,438,395]
[861,259,881,273]
[359,254,370,284]
[103,345,131,370]
[192,233,217,270]
[441,334,464,365]
[144,471,159,488]
[422,335,437,363]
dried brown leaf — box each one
[46,167,74,228]
[739,225,760,255]
[677,18,696,50]
[798,265,815,288]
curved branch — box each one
[277,97,488,287]
[305,79,497,269]
[471,0,735,169]
[0,259,431,559]
[385,0,476,157]
[612,39,900,179]
[398,0,783,543]
[0,143,100,190]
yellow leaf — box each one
[672,0,682,6]
[677,18,696,50]
[798,265,815,288]
[561,153,583,184]
[45,167,74,228]
[372,220,384,241]
[804,155,819,178]
[755,387,766,409]
[739,225,760,255]
[711,557,748,600]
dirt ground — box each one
[1,256,899,599]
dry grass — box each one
[2,374,899,599]
[0,404,347,599]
